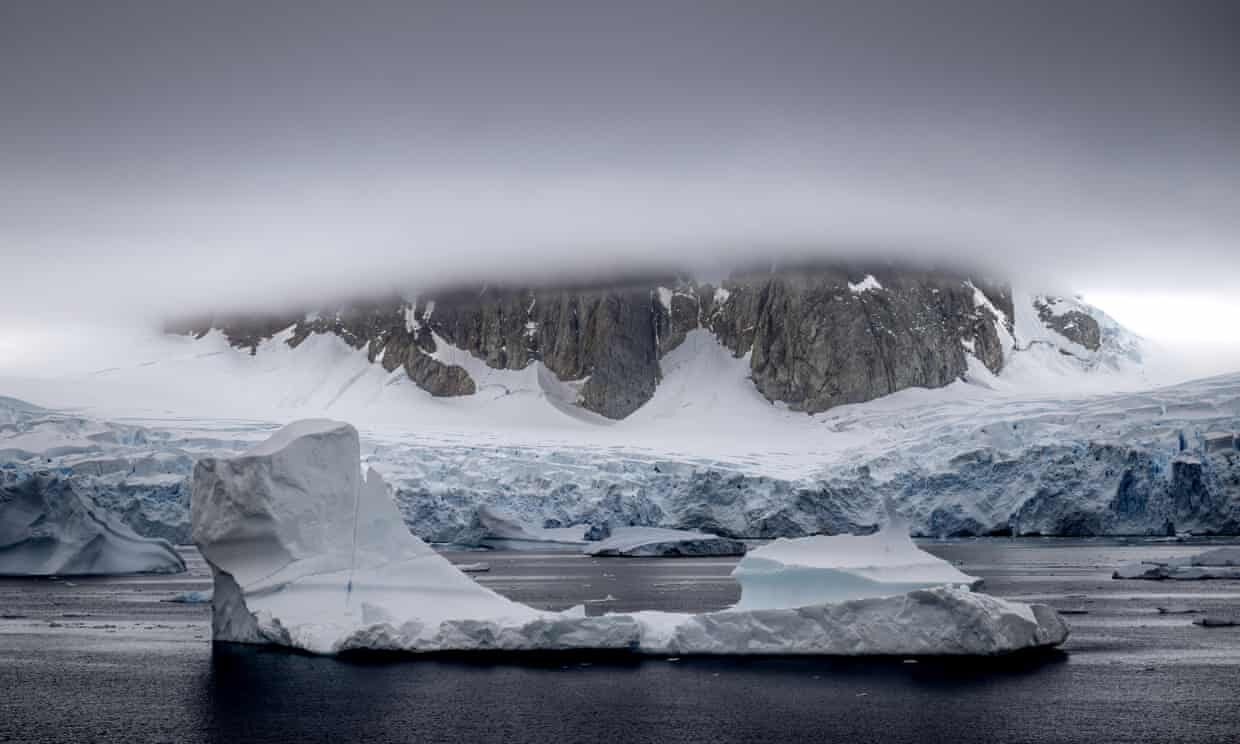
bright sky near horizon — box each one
[1083,292,1240,346]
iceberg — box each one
[0,471,185,576]
[469,506,588,550]
[1113,547,1240,581]
[732,513,981,609]
[584,527,746,557]
[193,420,1068,656]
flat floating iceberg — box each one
[1,471,185,576]
[470,506,588,550]
[584,527,747,557]
[732,514,981,609]
[192,420,1068,656]
[1114,547,1240,581]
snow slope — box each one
[0,289,1154,442]
[1,292,1236,540]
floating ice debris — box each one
[1114,547,1240,581]
[583,527,746,557]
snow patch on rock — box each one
[848,275,884,294]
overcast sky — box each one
[1,1,1238,341]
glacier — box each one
[194,420,1067,656]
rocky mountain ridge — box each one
[170,266,1097,419]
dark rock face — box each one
[707,269,1010,412]
[403,349,476,397]
[393,284,665,418]
[169,266,1015,418]
[1034,296,1102,351]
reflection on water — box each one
[6,539,1240,744]
[202,644,1071,744]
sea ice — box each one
[192,420,1068,656]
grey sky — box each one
[2,1,1237,322]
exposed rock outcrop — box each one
[707,269,1010,412]
[1034,296,1102,351]
[169,266,1015,418]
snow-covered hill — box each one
[1,288,1235,541]
[1,286,1151,434]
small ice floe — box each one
[189,420,1070,657]
[583,527,746,557]
[164,590,212,604]
[1114,547,1240,581]
[1156,605,1200,615]
[466,506,589,550]
[1193,616,1240,628]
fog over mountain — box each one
[2,1,1237,365]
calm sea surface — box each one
[3,538,1240,743]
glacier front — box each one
[192,419,1067,656]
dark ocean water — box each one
[3,539,1240,744]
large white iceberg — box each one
[192,420,1067,656]
[584,527,747,557]
[732,514,980,609]
[1,472,185,576]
